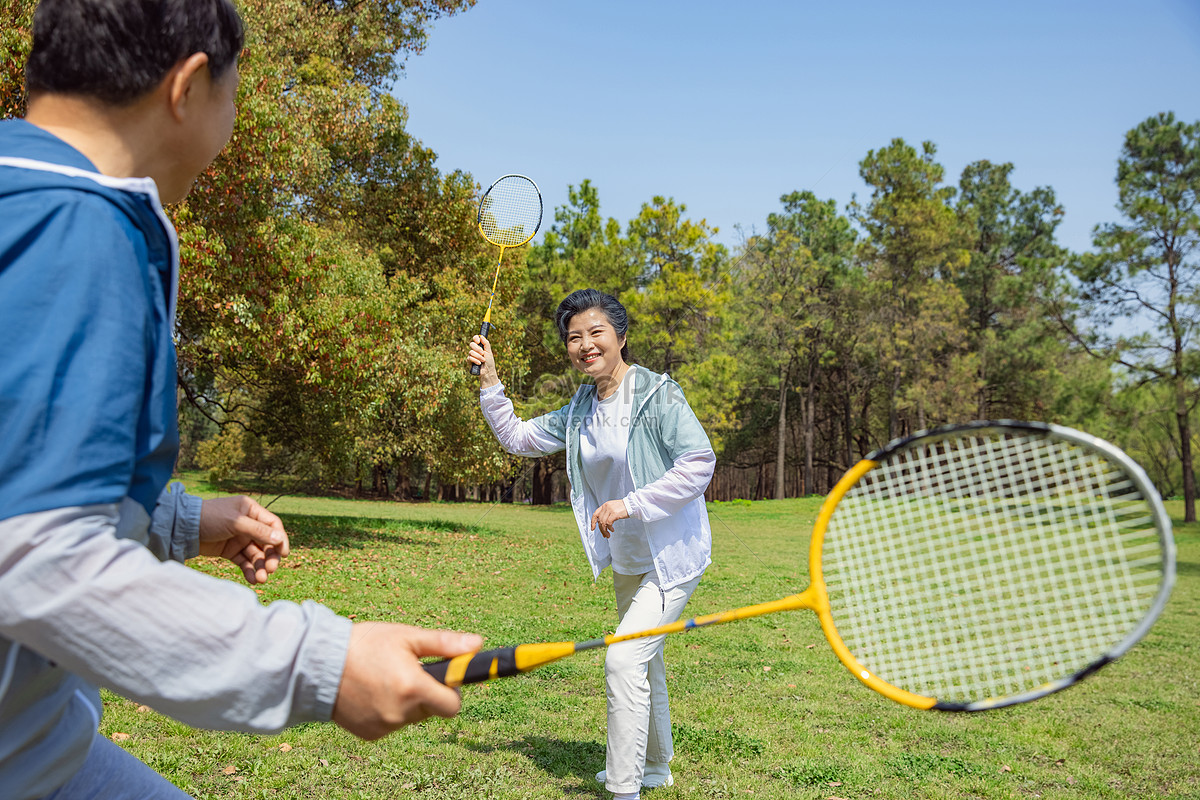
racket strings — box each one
[479,176,542,247]
[821,431,1164,705]
[928,438,1154,697]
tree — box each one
[0,2,32,119]
[1069,112,1200,519]
[624,197,729,375]
[955,160,1073,420]
[737,191,856,498]
[522,180,636,384]
[852,139,972,438]
[169,0,519,496]
[512,181,636,503]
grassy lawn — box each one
[98,473,1200,799]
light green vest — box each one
[532,365,713,589]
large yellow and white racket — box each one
[425,421,1175,711]
[468,174,542,376]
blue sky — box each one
[394,0,1200,255]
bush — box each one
[196,425,246,483]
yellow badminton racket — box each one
[468,174,542,375]
[424,421,1174,711]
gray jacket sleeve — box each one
[148,481,203,562]
[110,482,201,562]
[0,505,351,733]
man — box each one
[0,2,480,798]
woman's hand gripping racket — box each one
[468,174,542,375]
[425,421,1175,711]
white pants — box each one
[604,570,702,794]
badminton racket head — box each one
[478,174,543,248]
[810,420,1174,711]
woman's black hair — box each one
[555,289,631,362]
[26,0,244,106]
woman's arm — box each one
[479,384,568,457]
[624,448,716,522]
[625,380,716,522]
[470,334,567,457]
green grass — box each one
[98,473,1200,799]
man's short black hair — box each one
[25,0,244,106]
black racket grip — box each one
[424,646,518,688]
[468,321,492,376]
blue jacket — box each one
[0,118,180,520]
[0,118,183,798]
[0,121,351,800]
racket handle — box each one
[424,646,518,687]
[468,321,492,376]
[424,641,579,687]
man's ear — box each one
[165,52,211,122]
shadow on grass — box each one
[279,513,487,550]
[1174,557,1200,577]
[455,735,606,796]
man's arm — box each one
[0,506,479,734]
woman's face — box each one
[565,308,626,378]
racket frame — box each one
[812,420,1175,711]
[469,174,542,376]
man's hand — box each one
[590,499,630,538]
[333,622,483,739]
[198,495,290,585]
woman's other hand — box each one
[590,499,630,538]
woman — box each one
[467,289,715,800]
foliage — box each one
[0,1,32,118]
[852,138,973,439]
[623,196,730,376]
[734,191,857,496]
[955,159,1072,420]
[1068,112,1200,518]
[2,0,1196,503]
[196,424,247,484]
[169,0,511,493]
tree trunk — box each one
[397,462,411,501]
[775,363,788,500]
[843,378,853,468]
[532,456,554,505]
[1177,389,1196,522]
[802,356,817,496]
[889,366,902,440]
[803,383,815,496]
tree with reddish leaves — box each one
[3,0,529,496]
